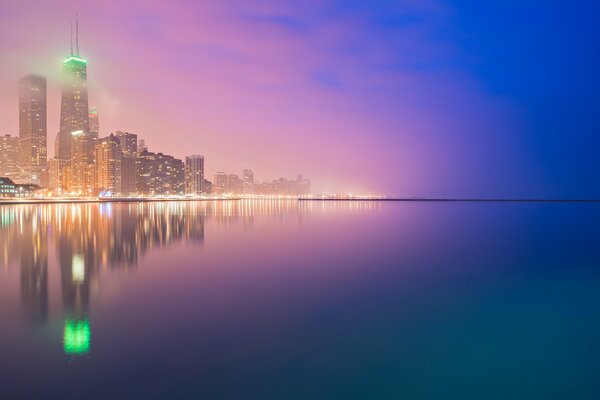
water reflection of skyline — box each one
[0,200,379,356]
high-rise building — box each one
[227,173,242,193]
[49,158,69,192]
[214,172,228,194]
[0,135,20,178]
[137,139,148,152]
[18,74,47,185]
[56,19,89,161]
[89,106,99,138]
[243,169,254,194]
[68,131,95,194]
[115,131,137,156]
[94,134,121,194]
[121,156,137,195]
[136,150,184,195]
[185,155,204,195]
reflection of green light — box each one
[63,319,91,355]
[63,56,87,64]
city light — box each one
[63,319,91,355]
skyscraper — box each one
[243,169,254,194]
[214,172,228,194]
[185,155,204,195]
[56,19,89,161]
[69,131,95,194]
[95,134,122,194]
[18,74,47,184]
[115,131,137,156]
[89,106,99,138]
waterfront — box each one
[1,200,599,399]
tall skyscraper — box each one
[89,106,99,138]
[95,134,122,194]
[18,74,47,184]
[56,19,89,161]
[0,135,20,178]
[243,169,254,194]
[185,155,204,195]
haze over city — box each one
[1,0,600,197]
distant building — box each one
[0,135,20,179]
[202,179,212,195]
[185,155,204,195]
[89,106,99,138]
[214,172,228,194]
[137,138,148,152]
[115,131,137,156]
[95,134,121,194]
[0,177,17,197]
[19,74,47,185]
[243,169,254,194]
[227,173,242,193]
[136,150,184,195]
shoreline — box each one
[1,197,600,205]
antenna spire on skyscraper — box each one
[76,11,80,56]
[70,20,73,55]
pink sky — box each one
[0,0,532,196]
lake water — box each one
[0,200,599,399]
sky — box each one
[0,0,599,197]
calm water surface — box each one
[0,200,599,399]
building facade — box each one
[136,150,184,195]
[56,39,89,161]
[243,169,254,194]
[19,74,47,185]
[185,155,204,195]
[94,134,121,194]
[0,135,20,179]
[89,106,99,138]
[68,131,95,194]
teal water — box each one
[0,200,599,399]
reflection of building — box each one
[185,155,204,195]
[19,74,47,185]
[20,213,48,323]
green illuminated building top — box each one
[56,17,90,160]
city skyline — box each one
[0,19,312,197]
[1,1,600,197]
